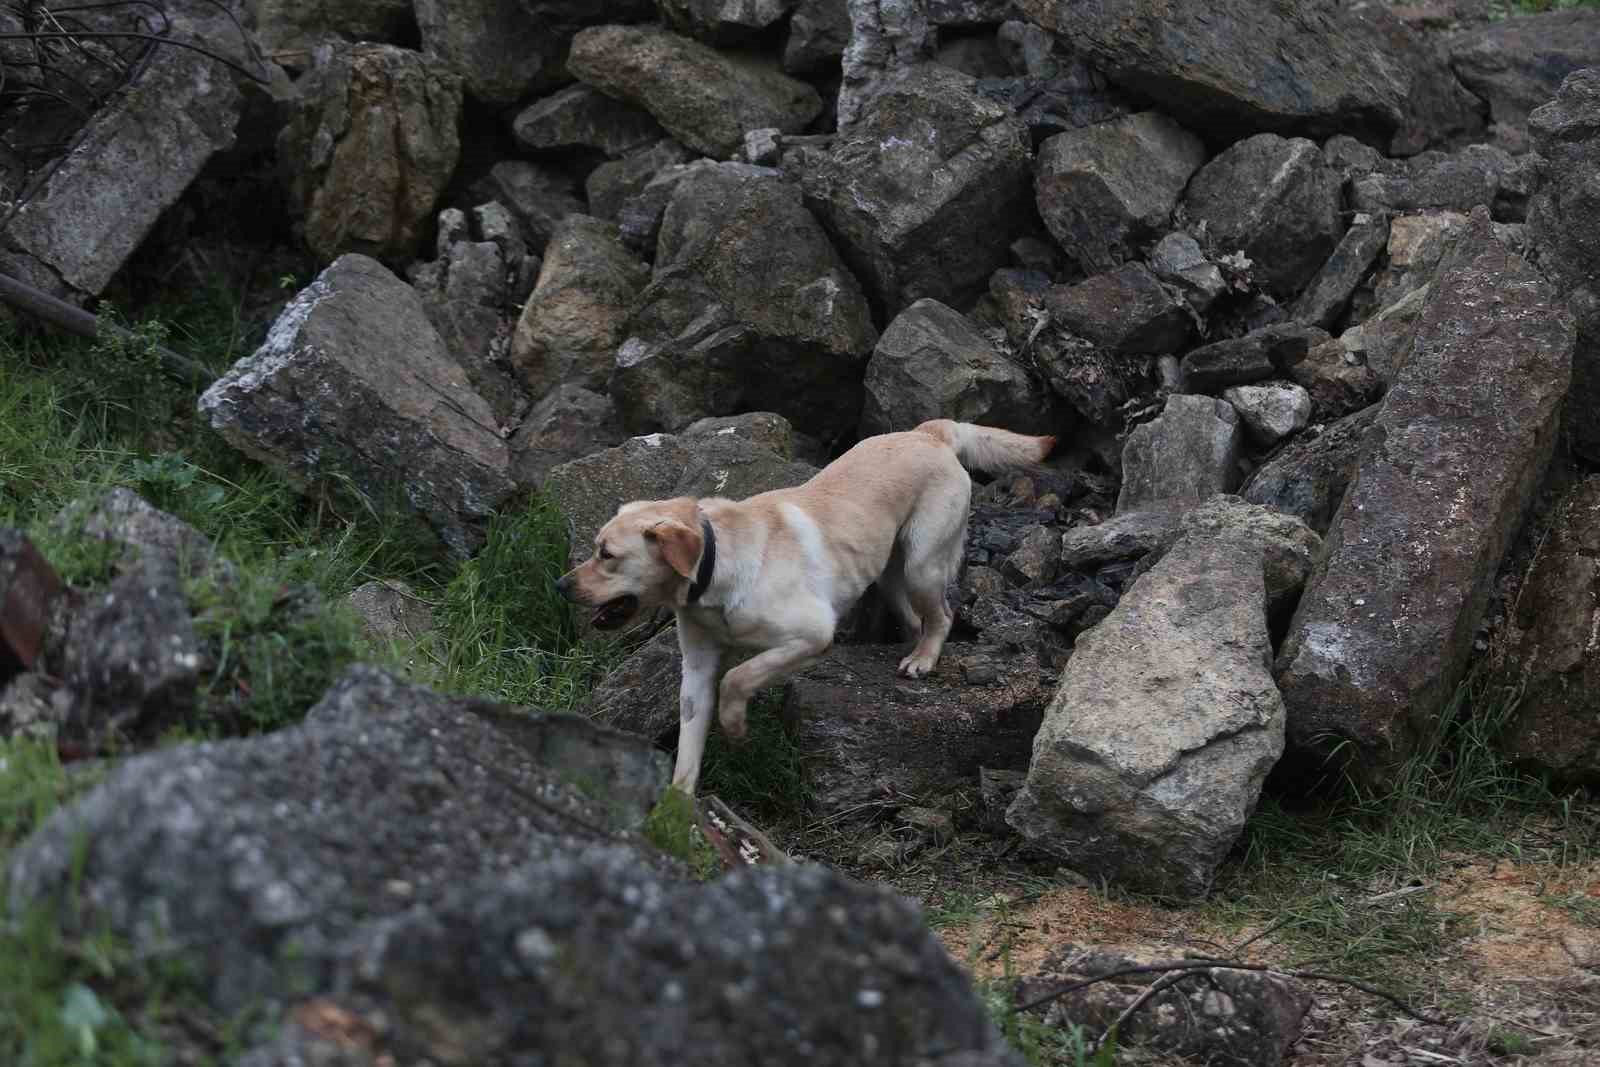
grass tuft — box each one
[642,789,722,880]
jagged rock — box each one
[614,158,719,255]
[1043,264,1190,355]
[1276,212,1573,783]
[1372,210,1469,309]
[413,0,649,107]
[0,673,66,742]
[1137,496,1322,632]
[1291,213,1390,331]
[788,644,1049,816]
[1183,133,1344,300]
[661,0,795,44]
[0,530,64,680]
[1528,68,1600,466]
[836,0,938,128]
[409,214,526,426]
[199,255,514,557]
[1350,144,1532,221]
[587,140,698,224]
[568,25,822,159]
[1179,324,1324,395]
[1060,509,1182,570]
[1118,395,1244,512]
[1241,404,1381,537]
[1034,112,1206,275]
[861,299,1053,436]
[278,45,460,266]
[1004,525,1060,586]
[785,0,852,74]
[1342,282,1432,385]
[543,414,818,565]
[1223,382,1312,447]
[1148,231,1228,313]
[509,215,650,398]
[238,854,1023,1067]
[583,627,685,742]
[1019,943,1311,1067]
[983,23,1130,144]
[511,84,665,159]
[509,386,626,492]
[0,48,240,298]
[1015,0,1482,155]
[803,64,1033,317]
[611,163,877,439]
[1450,10,1600,151]
[6,666,672,1014]
[1279,335,1385,420]
[1498,475,1600,783]
[1007,525,1285,899]
[477,161,587,256]
[346,580,434,649]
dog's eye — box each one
[598,545,614,561]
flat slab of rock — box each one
[802,64,1032,317]
[1497,475,1600,783]
[1117,394,1243,512]
[1034,111,1206,274]
[511,84,664,158]
[1016,0,1481,154]
[1276,212,1573,780]
[1060,508,1182,570]
[786,644,1050,816]
[569,24,822,158]
[2,47,239,297]
[1007,526,1286,899]
[199,254,514,557]
[1179,323,1324,395]
[1043,264,1190,355]
[1291,213,1390,332]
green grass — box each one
[1208,673,1593,993]
[642,788,722,879]
[697,689,808,818]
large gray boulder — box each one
[199,255,515,557]
[1007,525,1286,900]
[1117,395,1244,512]
[1528,68,1600,466]
[802,64,1033,318]
[568,25,822,159]
[510,215,651,398]
[543,413,818,565]
[508,385,626,492]
[611,164,877,440]
[1276,212,1573,783]
[1497,475,1600,783]
[0,47,240,298]
[511,84,665,159]
[6,666,669,1013]
[1450,10,1600,151]
[1183,133,1345,300]
[1015,0,1482,155]
[1034,112,1207,275]
[1043,264,1191,355]
[860,299,1055,436]
[278,44,461,266]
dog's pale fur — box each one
[557,420,1056,794]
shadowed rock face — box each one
[198,254,514,558]
[1014,0,1482,154]
[1008,526,1285,900]
[1276,211,1574,784]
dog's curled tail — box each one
[914,419,1056,472]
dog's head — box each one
[555,497,705,630]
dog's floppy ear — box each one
[645,519,703,579]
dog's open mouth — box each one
[591,595,639,630]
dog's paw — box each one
[898,652,937,678]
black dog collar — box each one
[686,518,716,604]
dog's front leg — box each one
[717,633,830,741]
[671,621,723,795]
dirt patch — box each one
[1436,858,1600,980]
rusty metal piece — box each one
[0,527,64,674]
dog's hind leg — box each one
[896,496,968,679]
[671,621,723,795]
[877,546,923,642]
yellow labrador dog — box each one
[557,419,1055,794]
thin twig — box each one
[1087,967,1197,1054]
[0,30,267,82]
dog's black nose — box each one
[555,572,576,600]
